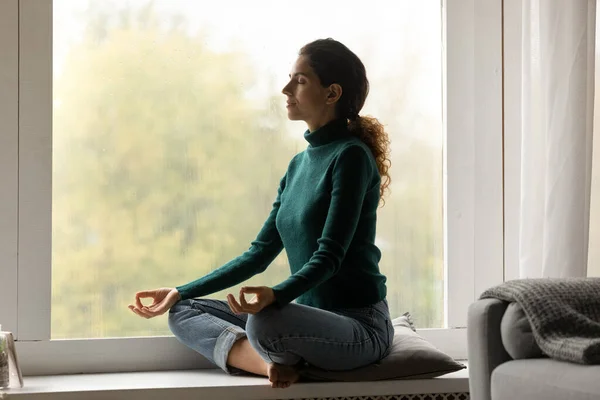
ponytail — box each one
[348,115,391,207]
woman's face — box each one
[282,56,339,131]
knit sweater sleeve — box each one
[271,145,373,305]
[175,173,286,300]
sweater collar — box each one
[303,118,349,147]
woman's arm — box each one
[271,145,374,305]
[176,173,287,300]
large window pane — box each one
[52,0,444,339]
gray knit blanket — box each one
[480,278,600,364]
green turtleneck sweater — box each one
[176,118,387,310]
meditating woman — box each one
[128,38,393,389]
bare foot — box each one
[267,363,300,389]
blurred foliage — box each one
[52,2,443,339]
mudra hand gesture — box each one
[227,286,276,315]
[128,287,181,319]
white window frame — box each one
[444,0,504,329]
[0,0,19,338]
[9,0,504,375]
[502,0,524,282]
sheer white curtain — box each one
[519,0,596,278]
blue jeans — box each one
[168,298,394,374]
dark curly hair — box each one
[299,38,391,206]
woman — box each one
[128,38,393,389]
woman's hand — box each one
[227,286,275,315]
[128,287,181,319]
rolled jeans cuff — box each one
[214,325,247,374]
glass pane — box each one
[52,0,444,339]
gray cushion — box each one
[500,302,544,359]
[300,313,465,381]
[491,359,600,400]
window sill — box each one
[16,329,468,376]
[2,364,469,400]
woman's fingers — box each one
[227,294,243,314]
[128,303,159,318]
[227,294,240,314]
[142,306,165,317]
[147,303,161,312]
[239,290,261,314]
[135,291,154,308]
[147,300,160,309]
[239,291,250,308]
[138,306,155,317]
[148,300,170,314]
[129,288,179,319]
[230,289,271,314]
[128,305,151,319]
[147,298,165,311]
[240,286,263,294]
[242,286,275,311]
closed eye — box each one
[289,72,309,82]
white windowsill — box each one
[2,364,469,400]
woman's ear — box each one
[326,83,343,105]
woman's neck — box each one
[306,110,338,132]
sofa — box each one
[467,298,600,400]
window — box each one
[51,0,445,339]
[6,0,503,374]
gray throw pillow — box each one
[300,313,465,381]
[500,302,544,359]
